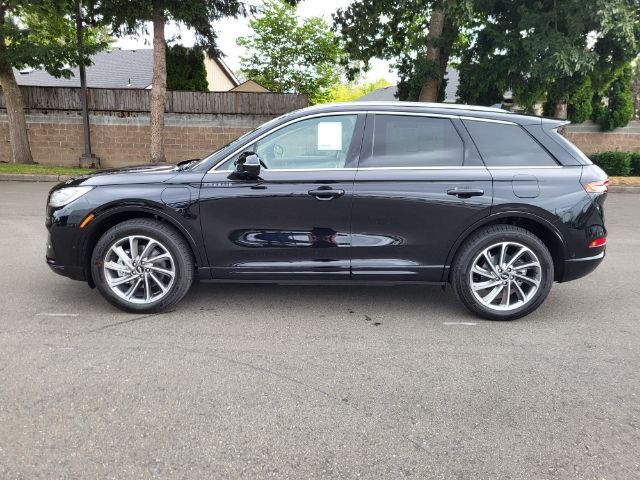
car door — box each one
[198,113,365,281]
[351,112,493,282]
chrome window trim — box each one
[459,116,518,125]
[206,109,524,173]
[206,165,564,174]
[487,166,563,170]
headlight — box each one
[48,186,93,207]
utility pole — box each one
[76,0,99,168]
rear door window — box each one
[463,120,558,167]
[362,115,464,168]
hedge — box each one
[589,151,637,176]
[631,153,640,176]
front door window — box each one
[218,115,359,171]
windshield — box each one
[189,113,292,170]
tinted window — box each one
[464,120,558,167]
[217,115,358,170]
[363,115,464,168]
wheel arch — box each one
[443,211,568,282]
[80,206,205,287]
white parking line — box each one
[442,321,477,326]
[36,313,79,317]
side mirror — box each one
[235,151,261,177]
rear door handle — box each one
[447,188,485,198]
[308,188,345,201]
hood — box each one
[60,163,180,187]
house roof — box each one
[15,49,154,89]
[14,48,240,90]
[357,69,460,103]
[230,80,269,92]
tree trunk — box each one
[150,0,166,163]
[436,15,456,101]
[554,99,567,119]
[418,6,447,102]
[0,6,34,165]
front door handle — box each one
[447,188,485,198]
[308,188,345,201]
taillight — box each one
[582,179,609,193]
[588,237,607,248]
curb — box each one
[0,174,71,182]
[609,185,640,193]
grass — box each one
[0,163,95,176]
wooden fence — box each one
[0,86,308,115]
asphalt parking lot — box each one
[0,181,639,479]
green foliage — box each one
[333,0,469,101]
[457,0,640,112]
[0,162,94,175]
[589,151,632,176]
[0,1,109,77]
[592,64,635,131]
[237,0,342,105]
[166,45,208,91]
[568,79,594,123]
[99,0,258,56]
[327,78,392,102]
[630,152,640,176]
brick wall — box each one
[0,110,275,168]
[564,120,640,155]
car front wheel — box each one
[451,225,554,320]
[91,219,194,313]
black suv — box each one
[45,102,608,320]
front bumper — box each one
[45,234,86,281]
[560,250,605,282]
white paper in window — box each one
[317,122,343,150]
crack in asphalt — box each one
[108,331,431,456]
[83,310,175,334]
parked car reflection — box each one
[230,228,403,248]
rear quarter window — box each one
[463,120,558,167]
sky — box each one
[114,0,397,84]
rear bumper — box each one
[560,251,605,282]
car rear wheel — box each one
[451,225,554,320]
[91,219,194,313]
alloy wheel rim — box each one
[469,241,542,312]
[103,235,175,304]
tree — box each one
[333,0,471,101]
[167,44,208,91]
[0,0,107,164]
[592,63,635,130]
[633,61,640,119]
[100,0,256,162]
[237,0,342,105]
[327,77,391,103]
[457,0,640,117]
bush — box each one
[166,45,209,92]
[630,152,640,176]
[568,79,593,124]
[589,151,632,176]
[592,65,635,131]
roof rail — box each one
[311,101,509,114]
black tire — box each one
[451,225,554,321]
[91,219,194,313]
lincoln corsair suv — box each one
[45,102,608,320]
